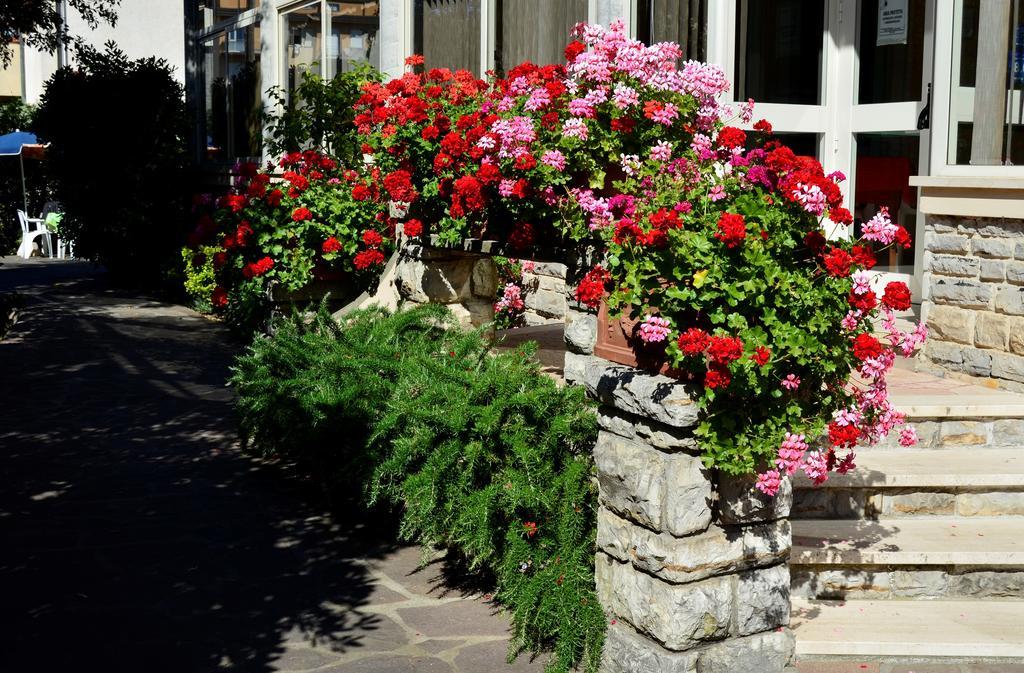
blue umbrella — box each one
[0,131,37,156]
[0,131,41,214]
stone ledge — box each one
[565,353,700,428]
[602,622,795,673]
[597,508,791,586]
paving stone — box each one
[451,640,547,673]
[325,655,454,672]
[957,491,1024,516]
[418,639,465,655]
[270,646,342,671]
[397,599,512,638]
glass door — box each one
[850,0,934,298]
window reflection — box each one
[854,133,919,273]
[494,0,587,72]
[328,1,380,77]
[202,22,261,162]
[735,0,824,105]
[284,1,323,95]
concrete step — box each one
[792,518,1024,565]
[792,449,1024,520]
[791,598,1024,658]
[790,518,1024,600]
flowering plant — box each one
[493,257,529,329]
[565,22,926,488]
[184,151,395,324]
[352,28,728,249]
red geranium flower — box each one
[575,266,610,308]
[849,289,877,312]
[266,188,284,207]
[292,207,312,222]
[882,281,912,310]
[322,236,342,254]
[564,40,586,63]
[211,286,228,308]
[514,153,537,170]
[753,119,773,134]
[829,421,860,448]
[362,230,383,248]
[717,126,746,150]
[704,364,731,389]
[354,249,385,270]
[523,521,538,537]
[352,184,371,201]
[852,333,883,361]
[714,213,747,248]
[677,328,710,356]
[404,219,424,238]
[823,247,853,277]
[707,335,744,364]
[752,346,771,366]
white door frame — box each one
[707,0,934,298]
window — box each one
[635,0,707,60]
[328,1,380,77]
[948,0,1024,165]
[197,0,253,31]
[734,0,825,105]
[413,0,481,73]
[201,21,262,162]
[494,0,588,73]
[283,1,323,95]
[857,0,927,105]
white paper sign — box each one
[877,0,909,46]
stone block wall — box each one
[394,243,498,329]
[564,352,794,673]
[521,262,567,326]
[921,215,1024,390]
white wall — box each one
[22,0,186,104]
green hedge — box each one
[231,304,604,672]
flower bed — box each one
[183,151,397,332]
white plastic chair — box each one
[16,209,52,259]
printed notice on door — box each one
[877,0,908,46]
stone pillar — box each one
[522,262,567,326]
[564,353,794,673]
[395,242,498,329]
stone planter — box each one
[564,352,795,673]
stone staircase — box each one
[790,368,1024,660]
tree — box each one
[0,0,119,68]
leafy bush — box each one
[265,64,382,164]
[185,150,393,333]
[33,42,187,283]
[231,305,604,673]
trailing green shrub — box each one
[33,42,187,284]
[231,305,604,673]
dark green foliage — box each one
[231,305,605,673]
[33,42,187,284]
[264,65,382,165]
[0,0,118,68]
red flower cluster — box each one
[383,170,417,203]
[292,207,313,222]
[882,281,911,310]
[677,328,710,356]
[852,333,883,361]
[322,236,342,254]
[704,365,731,389]
[822,247,853,277]
[242,256,274,279]
[714,213,747,248]
[211,286,228,308]
[575,266,610,309]
[404,219,424,238]
[707,335,744,364]
[849,289,877,312]
[828,421,860,448]
[717,126,746,151]
[752,346,771,366]
[354,249,385,270]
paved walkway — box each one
[0,257,543,673]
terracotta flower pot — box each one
[594,298,676,376]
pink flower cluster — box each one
[495,282,524,312]
[638,315,672,344]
